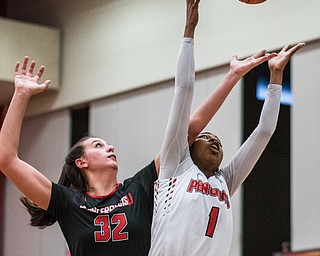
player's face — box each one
[80,137,118,171]
[190,132,223,177]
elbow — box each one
[0,152,5,170]
[0,151,17,170]
[259,126,276,138]
[175,75,194,92]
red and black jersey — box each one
[47,161,157,256]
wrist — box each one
[226,69,242,82]
[269,70,283,85]
[14,88,33,99]
[184,25,196,38]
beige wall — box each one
[4,0,320,116]
[291,40,320,252]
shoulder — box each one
[124,160,157,185]
[51,182,81,200]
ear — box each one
[75,158,88,169]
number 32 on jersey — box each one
[94,213,129,242]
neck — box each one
[194,161,218,179]
[88,181,118,196]
[85,169,118,196]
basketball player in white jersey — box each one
[149,0,305,255]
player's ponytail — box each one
[20,136,91,228]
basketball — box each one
[239,0,268,4]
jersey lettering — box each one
[94,213,129,242]
[187,179,230,208]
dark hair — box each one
[20,136,92,228]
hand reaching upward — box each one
[184,0,201,38]
[14,56,51,97]
[230,49,277,78]
[269,43,305,85]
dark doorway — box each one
[0,0,6,17]
[71,106,89,146]
[242,62,291,256]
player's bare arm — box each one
[0,56,52,210]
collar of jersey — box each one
[85,183,120,198]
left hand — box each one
[230,49,277,78]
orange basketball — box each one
[239,0,268,4]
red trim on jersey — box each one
[86,183,120,198]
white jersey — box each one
[151,159,233,256]
[149,38,281,256]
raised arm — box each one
[0,57,52,210]
[158,0,199,180]
[188,50,277,145]
[154,6,276,174]
[223,42,305,196]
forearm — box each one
[257,84,282,134]
[188,69,241,145]
[225,84,281,195]
[159,38,195,179]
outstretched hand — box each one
[268,43,305,72]
[268,42,305,84]
[14,56,51,96]
[230,49,277,78]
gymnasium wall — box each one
[291,40,320,252]
[4,0,320,116]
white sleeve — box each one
[159,38,195,180]
[220,84,282,196]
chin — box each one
[109,163,118,171]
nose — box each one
[208,137,214,142]
[107,145,115,153]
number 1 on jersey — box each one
[205,207,220,238]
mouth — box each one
[108,154,117,161]
[210,142,220,152]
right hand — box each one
[14,56,51,96]
[268,43,305,72]
[268,42,305,84]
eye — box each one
[95,143,102,148]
